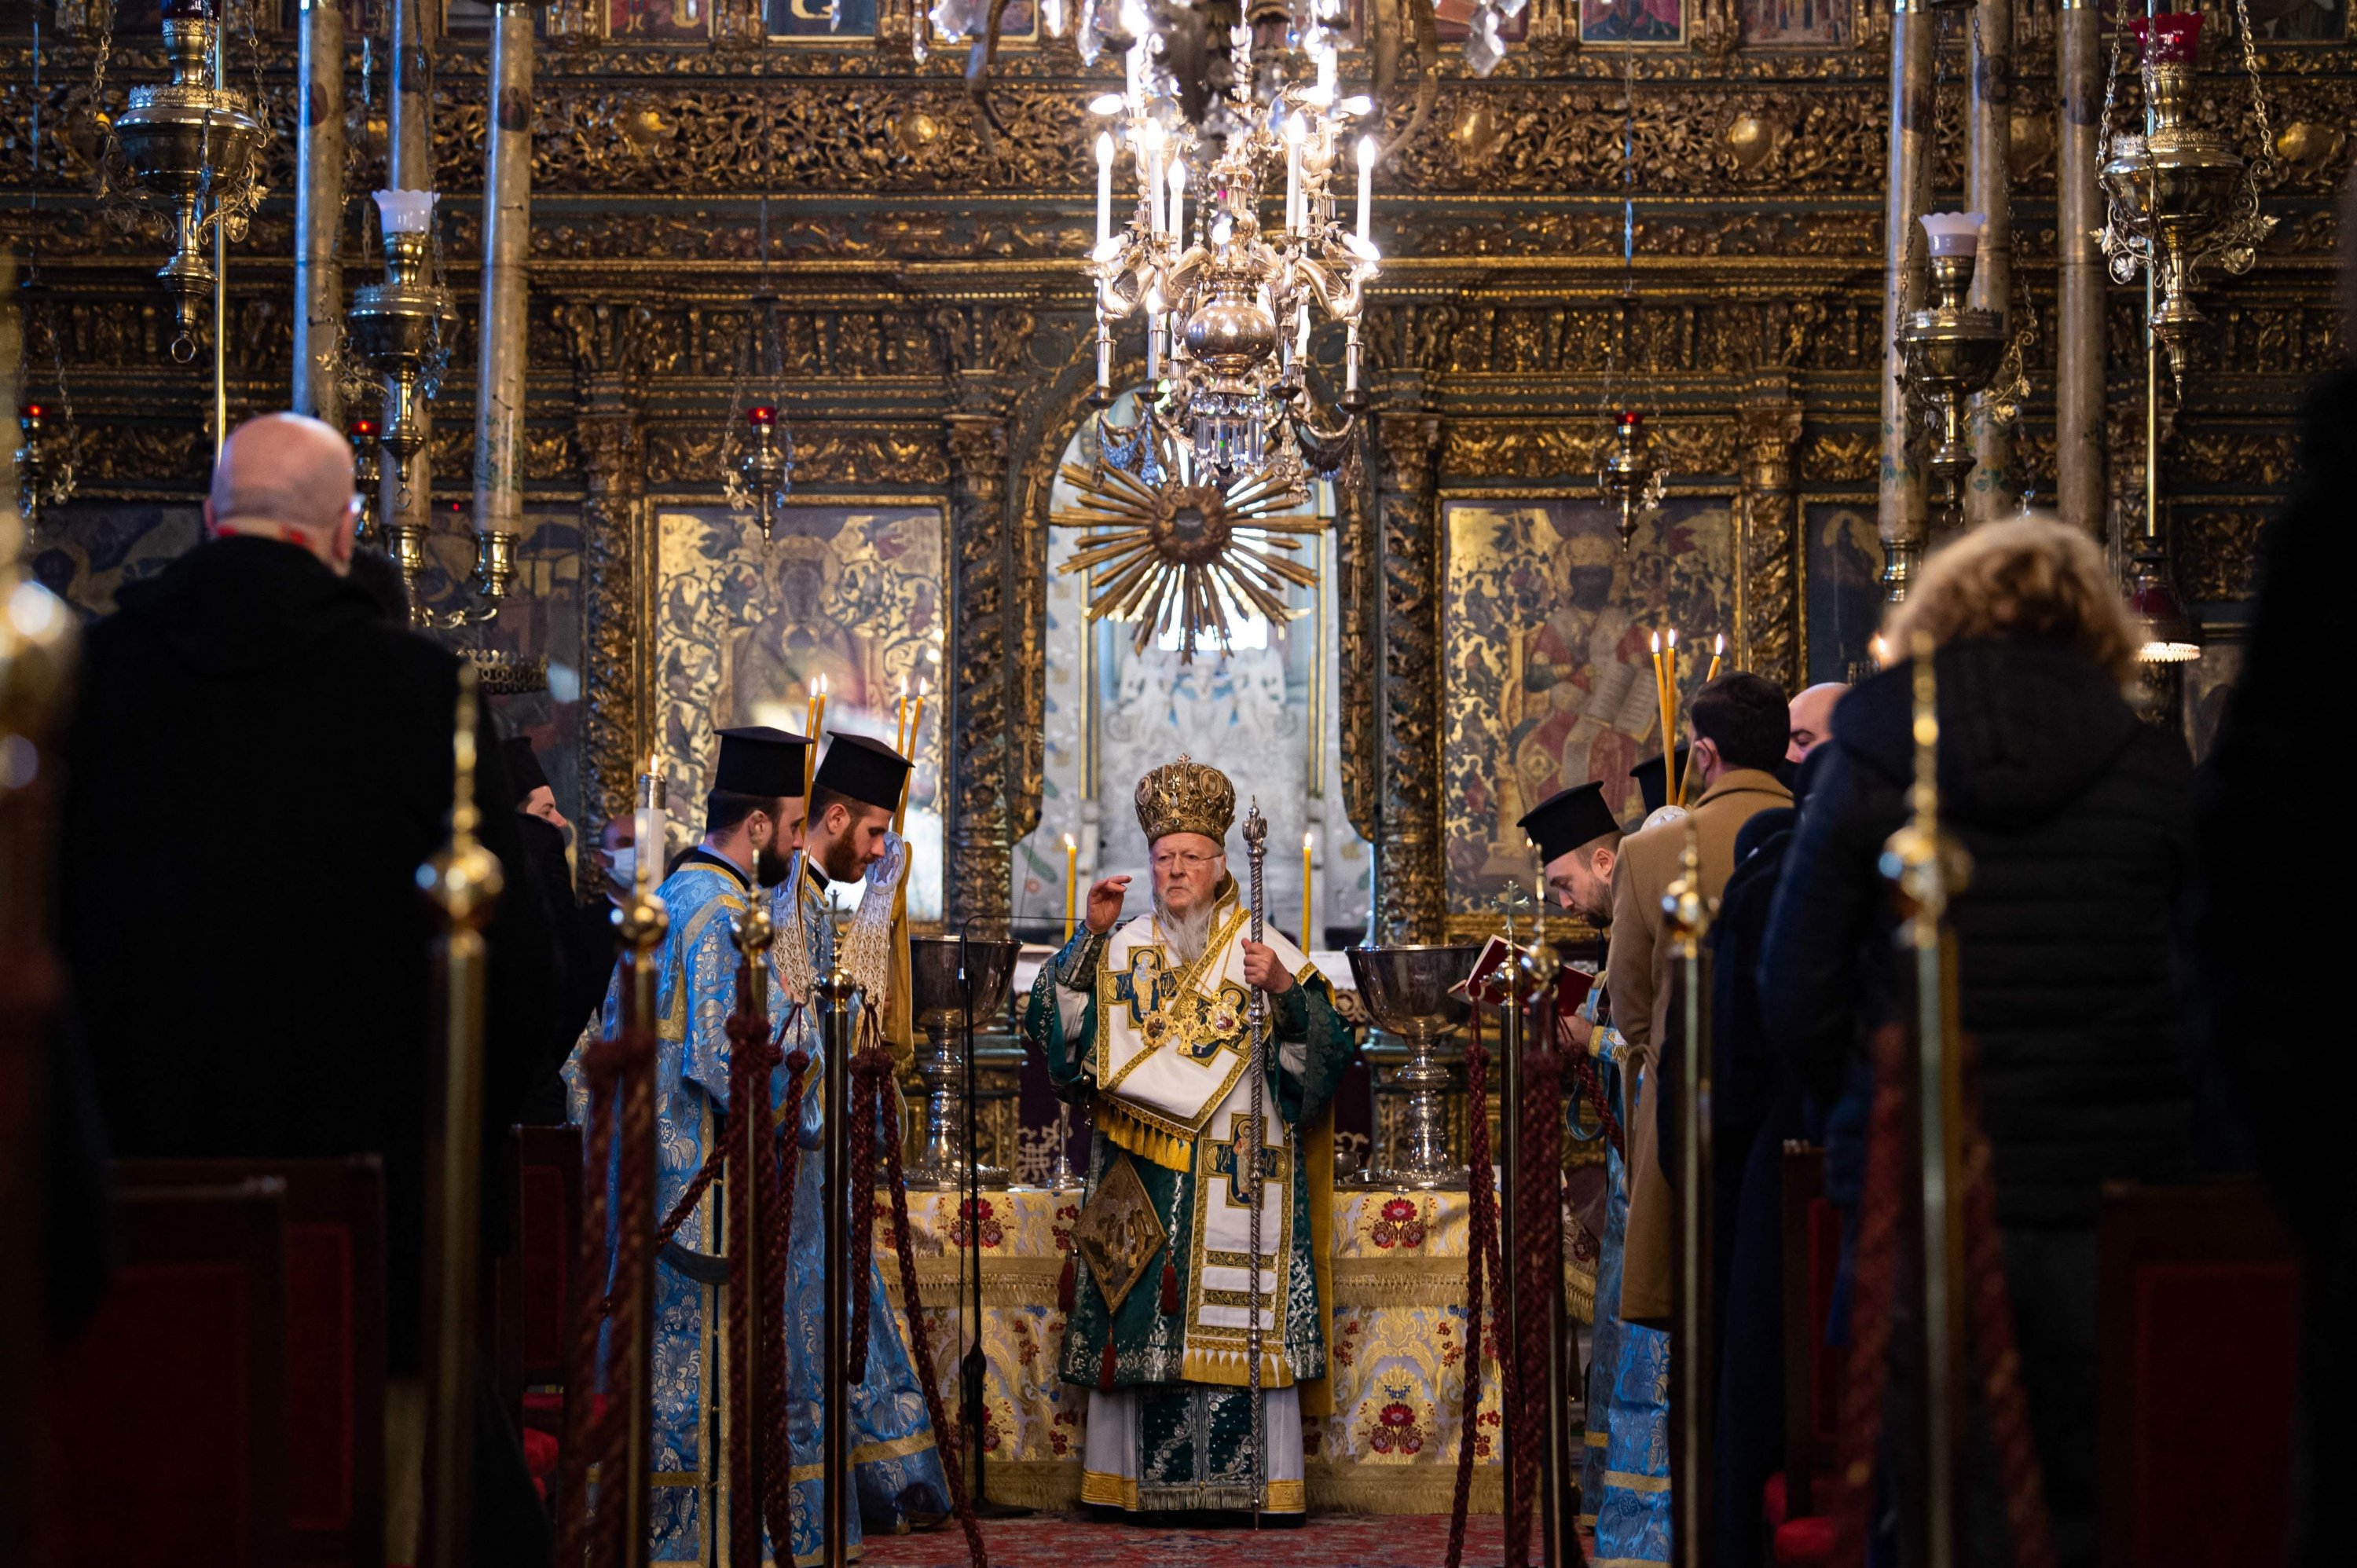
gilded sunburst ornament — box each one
[1050,457,1321,664]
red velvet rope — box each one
[559,1018,660,1568]
[761,1042,810,1541]
[1447,1002,1508,1568]
[1831,1023,1910,1568]
[845,1019,897,1389]
[1957,1042,2058,1568]
[724,975,787,1568]
[874,1049,990,1568]
[1508,1039,1566,1568]
[1565,1042,1625,1159]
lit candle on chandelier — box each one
[1168,158,1187,245]
[1095,131,1115,249]
[1141,120,1166,237]
[1063,833,1080,942]
[1302,831,1315,947]
[1356,136,1376,248]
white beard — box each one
[1154,895,1215,967]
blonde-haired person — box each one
[1758,511,2194,1568]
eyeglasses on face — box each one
[1150,850,1222,872]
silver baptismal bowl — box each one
[1346,943,1479,1190]
[905,932,1023,1190]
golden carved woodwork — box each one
[9,21,2341,924]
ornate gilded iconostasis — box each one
[6,0,2348,940]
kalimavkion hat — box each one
[1627,746,1693,821]
[1519,781,1622,863]
[713,726,810,798]
[812,731,911,813]
[503,735,549,807]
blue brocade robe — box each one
[1578,994,1673,1567]
[577,852,947,1566]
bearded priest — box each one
[1025,756,1356,1518]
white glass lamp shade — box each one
[373,189,440,235]
[1918,211,1987,258]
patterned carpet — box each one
[860,1511,1516,1567]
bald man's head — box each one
[1787,682,1847,764]
[207,412,360,574]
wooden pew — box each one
[112,1158,387,1568]
[497,1124,582,1443]
[2098,1178,2301,1568]
[35,1179,293,1568]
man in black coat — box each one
[56,412,558,1562]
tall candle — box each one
[1063,833,1080,941]
[634,757,665,896]
[1168,159,1187,244]
[1302,832,1314,947]
[1356,136,1376,248]
[1706,633,1725,685]
[1095,131,1115,248]
[1141,122,1165,237]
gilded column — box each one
[944,372,1017,926]
[577,379,646,859]
[1373,377,1445,944]
[292,0,344,424]
[1964,0,2014,529]
[2055,0,2107,536]
[1736,376,1806,692]
[1879,0,1935,599]
[1335,439,1381,848]
[383,0,433,539]
[470,5,533,574]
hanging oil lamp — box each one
[1897,213,2007,534]
[1598,410,1666,546]
[346,189,456,503]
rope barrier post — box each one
[416,663,500,1568]
[1884,633,1970,1568]
[613,772,669,1568]
[1663,824,1713,1568]
[816,918,860,1568]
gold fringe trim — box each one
[1094,1095,1196,1172]
[1177,1343,1297,1389]
[1306,1458,1504,1515]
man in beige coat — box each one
[1607,672,1794,1324]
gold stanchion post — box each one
[416,664,503,1566]
[1664,826,1713,1568]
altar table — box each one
[874,1185,1589,1515]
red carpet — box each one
[861,1513,1510,1567]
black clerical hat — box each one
[713,726,809,797]
[812,731,911,812]
[1519,782,1621,863]
[1628,746,1692,819]
[503,735,549,805]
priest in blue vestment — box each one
[574,726,948,1565]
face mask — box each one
[604,848,636,885]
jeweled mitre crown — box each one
[1134,754,1236,844]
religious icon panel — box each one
[654,503,947,921]
[1442,495,1733,913]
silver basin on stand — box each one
[1346,943,1479,1191]
[904,933,1023,1191]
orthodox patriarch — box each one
[1025,756,1355,1516]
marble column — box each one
[944,372,1017,926]
[292,0,343,426]
[1736,374,1806,692]
[2055,0,2108,537]
[382,0,433,540]
[1964,0,2014,529]
[1879,0,1935,600]
[470,5,533,586]
[1373,376,1445,944]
